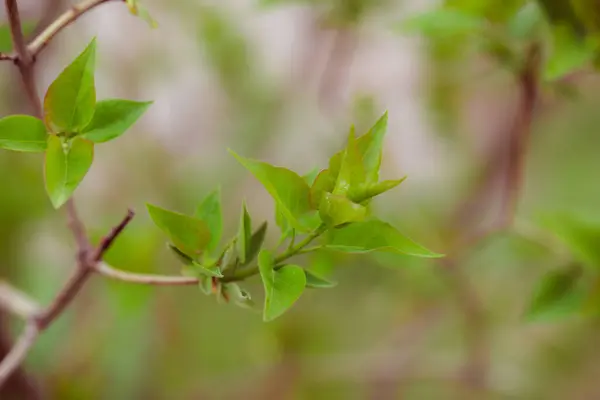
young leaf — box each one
[224,283,254,309]
[192,261,223,278]
[247,221,268,265]
[309,169,335,209]
[325,219,442,258]
[319,193,367,227]
[194,188,223,253]
[44,38,97,133]
[146,203,211,258]
[81,99,152,143]
[198,275,212,295]
[258,250,306,322]
[333,126,365,197]
[230,150,312,231]
[236,202,253,264]
[349,178,406,203]
[44,135,94,208]
[305,270,337,289]
[126,0,159,28]
[0,115,47,152]
[168,243,194,265]
[526,267,584,322]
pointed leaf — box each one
[526,267,584,322]
[325,219,442,258]
[258,250,306,322]
[146,203,211,257]
[198,275,212,295]
[194,188,223,252]
[0,115,47,152]
[247,221,268,265]
[333,126,366,196]
[168,243,194,265]
[44,135,94,208]
[44,38,97,133]
[305,270,337,288]
[225,283,255,309]
[81,99,152,143]
[192,261,223,278]
[309,169,335,209]
[236,202,252,264]
[126,0,159,28]
[319,193,367,227]
[230,150,311,231]
[349,178,406,203]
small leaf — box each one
[81,99,152,143]
[225,283,255,309]
[333,126,366,197]
[192,261,223,278]
[305,270,337,289]
[0,115,47,152]
[319,193,367,227]
[198,275,212,295]
[236,202,253,264]
[247,221,268,265]
[126,0,159,28]
[325,219,442,258]
[398,9,484,38]
[230,150,312,231]
[258,250,306,322]
[44,135,94,208]
[194,188,223,253]
[44,38,97,133]
[167,243,194,265]
[146,203,211,258]
[309,169,335,209]
[349,178,406,203]
[526,266,584,322]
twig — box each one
[0,53,15,61]
[95,263,199,285]
[0,323,39,389]
[0,282,40,320]
[28,0,120,58]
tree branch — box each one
[95,263,199,285]
[0,282,41,320]
[27,0,121,58]
[0,323,39,389]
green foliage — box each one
[44,136,94,208]
[304,270,337,288]
[526,266,584,321]
[258,250,306,322]
[146,204,211,259]
[44,38,97,134]
[236,202,253,264]
[194,188,223,254]
[325,220,443,258]
[541,213,600,268]
[0,115,48,152]
[81,99,152,143]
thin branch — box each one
[91,209,135,262]
[0,53,15,61]
[95,263,199,286]
[28,0,120,58]
[0,323,39,389]
[0,282,41,320]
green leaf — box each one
[526,267,584,322]
[247,221,268,265]
[305,270,337,288]
[126,0,159,28]
[333,126,365,197]
[146,203,211,258]
[258,250,306,322]
[44,135,94,208]
[224,283,254,309]
[230,150,312,231]
[194,188,223,253]
[309,169,335,209]
[349,178,406,203]
[507,2,545,40]
[168,243,194,265]
[319,193,367,227]
[0,115,48,152]
[81,99,152,143]
[541,213,600,269]
[325,219,442,258]
[544,24,597,81]
[192,261,223,278]
[44,38,97,133]
[236,202,253,264]
[198,275,213,295]
[398,9,485,38]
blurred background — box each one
[2,0,600,399]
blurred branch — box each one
[0,323,39,390]
[0,53,15,61]
[28,0,120,58]
[0,282,40,320]
[95,263,198,285]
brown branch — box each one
[0,53,15,61]
[27,0,121,58]
[0,323,39,389]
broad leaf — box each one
[0,115,47,152]
[44,38,97,133]
[146,203,211,258]
[258,250,306,322]
[319,193,367,227]
[236,202,252,264]
[305,270,337,289]
[230,150,312,231]
[325,219,442,258]
[541,213,600,269]
[526,267,584,322]
[194,188,223,252]
[81,99,152,143]
[44,135,94,208]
